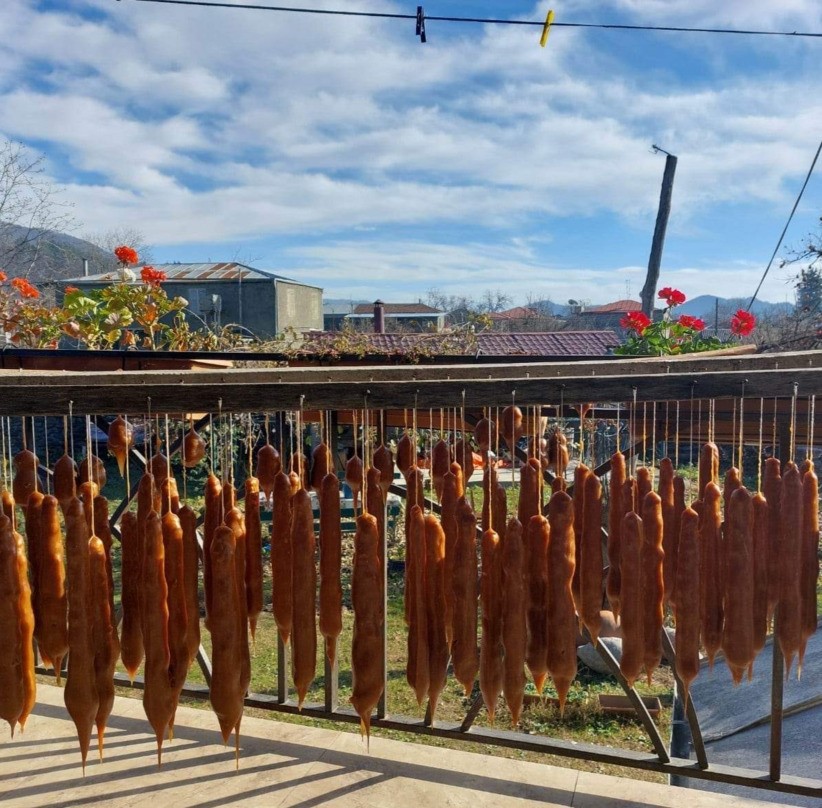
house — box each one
[487,305,565,332]
[577,299,650,332]
[323,301,363,332]
[346,301,446,333]
[488,306,539,330]
[60,262,323,339]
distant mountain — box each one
[0,223,114,283]
[676,295,793,320]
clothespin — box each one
[539,9,555,47]
[416,5,427,43]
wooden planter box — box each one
[0,353,232,372]
[521,693,662,721]
[661,344,757,360]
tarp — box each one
[681,633,822,805]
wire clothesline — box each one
[121,0,822,39]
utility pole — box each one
[640,146,678,318]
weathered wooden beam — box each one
[2,349,818,389]
[0,366,818,415]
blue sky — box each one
[1,0,821,306]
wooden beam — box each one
[0,366,818,415]
[1,349,819,389]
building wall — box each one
[177,280,276,337]
[60,278,322,340]
[275,280,323,334]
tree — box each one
[479,288,512,313]
[81,227,155,275]
[0,139,74,278]
[771,218,822,350]
[795,267,822,316]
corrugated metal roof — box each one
[64,263,301,284]
[304,330,618,357]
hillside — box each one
[676,294,793,320]
[0,223,114,283]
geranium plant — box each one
[615,287,756,356]
[0,273,67,347]
[59,247,223,350]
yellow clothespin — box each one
[540,9,555,47]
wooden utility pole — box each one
[640,146,678,317]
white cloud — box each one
[0,0,817,305]
[571,0,822,29]
[279,239,796,304]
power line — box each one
[747,139,822,311]
[123,0,822,39]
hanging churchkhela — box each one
[291,483,317,707]
[0,451,35,736]
[350,508,384,742]
[63,496,98,770]
[501,516,526,725]
[0,380,818,775]
[452,496,479,696]
[319,462,343,666]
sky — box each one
[1,0,821,307]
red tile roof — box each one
[303,330,619,357]
[351,302,442,315]
[488,306,539,320]
[583,299,642,314]
[476,331,619,356]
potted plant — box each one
[614,287,757,357]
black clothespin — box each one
[416,6,427,43]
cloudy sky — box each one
[1,0,821,306]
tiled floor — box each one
[0,685,794,807]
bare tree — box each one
[0,139,75,278]
[479,288,512,313]
[82,227,155,270]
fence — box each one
[3,348,820,799]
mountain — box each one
[676,295,793,321]
[0,223,114,283]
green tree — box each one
[795,267,822,317]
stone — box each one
[577,637,623,675]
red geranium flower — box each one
[141,265,167,286]
[10,277,39,299]
[731,309,756,337]
[64,285,79,294]
[678,314,706,331]
[114,245,139,265]
[0,271,7,283]
[620,311,651,334]
[658,287,686,307]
